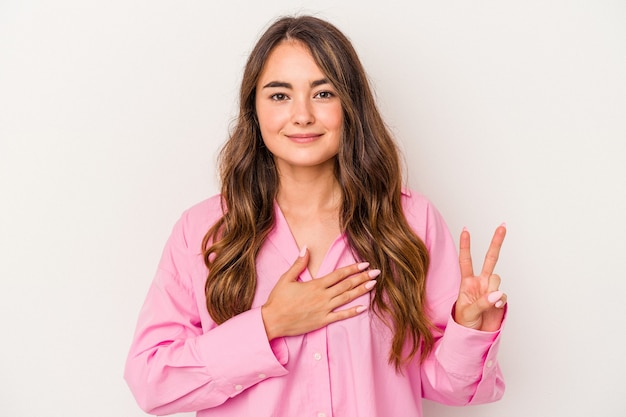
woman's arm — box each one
[403,193,507,405]
[124,215,288,414]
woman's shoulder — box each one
[183,194,224,219]
[400,187,435,215]
[400,187,447,239]
[172,194,225,247]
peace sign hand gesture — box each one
[454,224,507,332]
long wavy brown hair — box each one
[202,15,434,370]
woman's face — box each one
[255,40,343,174]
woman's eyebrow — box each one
[262,81,292,89]
[311,78,329,88]
[262,78,329,89]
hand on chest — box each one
[252,203,360,308]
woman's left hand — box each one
[454,224,507,332]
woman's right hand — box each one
[261,247,379,341]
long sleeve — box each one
[403,192,506,405]
[421,312,505,405]
[123,208,288,415]
[124,192,505,417]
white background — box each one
[1,1,625,416]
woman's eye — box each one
[315,91,334,99]
[270,93,288,101]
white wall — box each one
[1,1,624,416]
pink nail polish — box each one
[495,300,504,308]
[299,246,307,257]
[487,291,503,303]
[462,226,468,232]
[365,280,377,290]
[355,305,368,313]
[357,262,370,271]
[500,222,507,228]
[368,269,381,278]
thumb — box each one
[279,246,309,283]
[470,290,504,317]
[456,290,500,328]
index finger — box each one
[480,224,507,278]
[459,227,474,279]
[319,261,370,287]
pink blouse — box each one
[124,189,505,416]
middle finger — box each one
[329,269,380,298]
[480,224,507,278]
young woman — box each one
[125,15,508,417]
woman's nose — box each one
[291,98,315,126]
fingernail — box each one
[487,291,503,303]
[365,280,377,290]
[500,222,507,228]
[355,305,368,313]
[299,246,307,257]
[463,226,468,232]
[368,269,381,278]
[357,262,370,271]
[495,300,505,308]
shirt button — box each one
[235,384,243,391]
[486,360,494,368]
[313,352,322,361]
[258,373,266,379]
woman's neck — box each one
[274,162,343,278]
[275,165,341,215]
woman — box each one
[125,15,508,417]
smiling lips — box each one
[286,133,323,143]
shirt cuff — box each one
[436,306,506,378]
[194,307,289,398]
